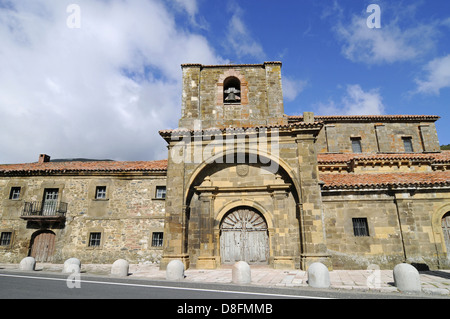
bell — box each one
[225,92,238,101]
[224,87,241,102]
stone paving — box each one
[1,263,449,296]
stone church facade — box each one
[1,62,449,270]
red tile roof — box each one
[159,121,322,137]
[320,171,450,189]
[0,159,168,175]
[317,151,450,164]
[288,114,440,122]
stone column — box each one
[295,130,331,270]
[160,142,190,270]
[325,125,338,153]
[196,189,218,269]
[419,124,440,152]
[375,124,390,153]
[271,184,295,269]
[264,62,288,126]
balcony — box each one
[21,201,68,222]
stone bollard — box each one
[307,262,330,288]
[111,259,129,277]
[232,261,251,285]
[166,260,185,281]
[63,258,81,273]
[19,257,36,271]
[393,263,421,293]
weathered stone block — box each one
[111,259,129,277]
[63,258,81,273]
[232,261,251,284]
[19,257,36,271]
[166,260,185,281]
[307,262,330,288]
[393,263,421,293]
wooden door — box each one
[220,208,269,264]
[30,231,56,262]
[442,213,450,256]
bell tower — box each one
[178,62,288,129]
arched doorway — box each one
[442,212,450,257]
[29,230,56,262]
[220,207,269,264]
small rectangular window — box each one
[155,186,166,199]
[403,137,413,153]
[353,218,369,237]
[152,232,164,247]
[351,138,362,153]
[9,187,21,200]
[95,186,107,199]
[88,232,102,247]
[0,232,12,246]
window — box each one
[0,232,12,246]
[351,137,362,153]
[352,218,369,237]
[88,232,102,247]
[152,232,164,247]
[403,137,413,153]
[43,188,59,201]
[95,186,107,199]
[43,188,59,215]
[223,76,241,103]
[155,186,166,199]
[9,187,21,200]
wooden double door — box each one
[220,208,269,264]
[30,230,56,262]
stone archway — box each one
[220,207,269,264]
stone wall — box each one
[179,62,287,130]
[317,121,440,154]
[322,189,450,270]
[0,173,165,264]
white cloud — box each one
[225,4,265,60]
[0,0,223,163]
[335,12,439,64]
[282,77,308,102]
[315,84,385,115]
[415,54,450,95]
[172,0,198,18]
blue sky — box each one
[0,0,449,163]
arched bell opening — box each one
[223,76,241,104]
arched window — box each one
[223,76,241,104]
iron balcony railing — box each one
[21,201,68,218]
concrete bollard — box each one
[166,260,185,281]
[64,263,80,274]
[19,257,36,271]
[232,261,251,285]
[307,262,330,288]
[111,259,129,277]
[393,263,421,293]
[63,258,81,273]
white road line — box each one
[0,273,331,299]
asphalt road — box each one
[0,270,437,302]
